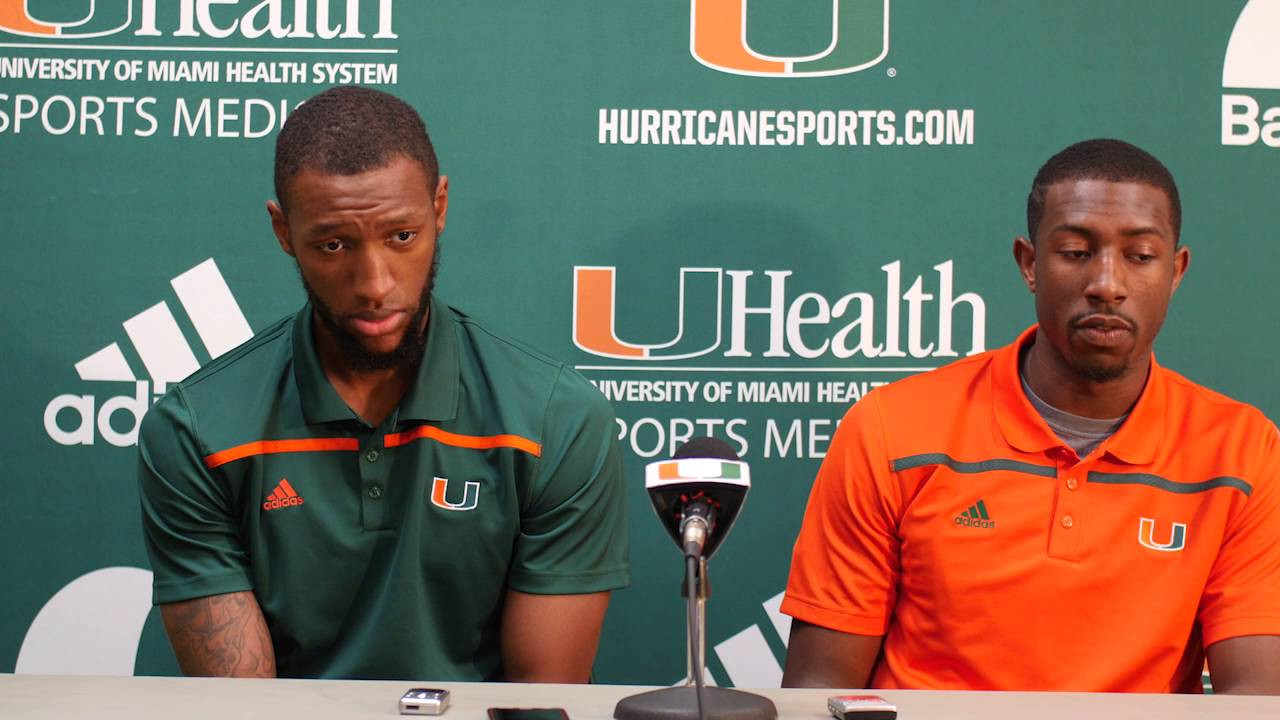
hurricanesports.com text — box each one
[599,107,975,147]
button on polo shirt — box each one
[140,297,629,680]
[783,325,1280,692]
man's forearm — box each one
[501,590,609,683]
[782,620,883,688]
[1208,635,1280,694]
[159,591,277,678]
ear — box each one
[1013,236,1036,293]
[1170,244,1191,294]
[433,175,450,236]
[267,200,293,256]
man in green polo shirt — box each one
[137,86,628,681]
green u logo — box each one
[0,0,133,39]
[431,477,480,512]
[690,0,890,78]
[1138,517,1187,552]
[573,266,723,360]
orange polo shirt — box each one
[782,326,1280,692]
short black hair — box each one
[1026,138,1181,243]
[274,85,438,211]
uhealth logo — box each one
[690,0,889,78]
[573,263,986,361]
[43,258,253,447]
[1222,0,1280,147]
[0,0,397,40]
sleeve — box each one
[137,386,253,605]
[506,367,630,594]
[780,390,903,636]
[1198,418,1280,646]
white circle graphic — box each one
[15,567,153,676]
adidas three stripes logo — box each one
[954,498,996,529]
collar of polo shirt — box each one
[992,325,1165,465]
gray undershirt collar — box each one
[1019,354,1128,459]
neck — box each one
[1022,330,1149,419]
[312,312,423,426]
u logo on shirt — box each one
[1137,517,1187,552]
[431,477,480,512]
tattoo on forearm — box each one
[161,592,277,678]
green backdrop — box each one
[2,0,1278,686]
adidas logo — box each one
[704,591,792,688]
[954,499,996,529]
[262,479,305,511]
[43,258,253,447]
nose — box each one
[350,245,395,305]
[1084,248,1127,306]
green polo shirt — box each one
[138,297,629,680]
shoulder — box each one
[823,349,997,457]
[824,346,1008,474]
[1144,365,1280,503]
[1159,366,1275,426]
[860,347,999,421]
[173,312,293,396]
[449,304,562,373]
[446,303,608,413]
[1158,365,1277,439]
[141,312,294,442]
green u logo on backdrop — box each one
[690,0,890,78]
[0,0,132,38]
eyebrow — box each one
[303,216,421,237]
[1119,226,1167,238]
[377,216,420,228]
[304,221,347,237]
[1049,223,1168,240]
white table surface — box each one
[2,674,1278,720]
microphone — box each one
[618,437,776,720]
[646,437,750,559]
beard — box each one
[1067,308,1139,384]
[1072,360,1128,384]
[300,249,441,374]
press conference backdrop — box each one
[2,0,1277,686]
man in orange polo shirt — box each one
[780,139,1280,693]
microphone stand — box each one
[690,554,707,689]
[614,549,777,720]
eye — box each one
[318,239,345,253]
[1128,252,1156,264]
[1059,250,1090,260]
[392,230,417,245]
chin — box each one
[361,340,403,356]
[1071,360,1130,384]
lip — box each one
[1073,315,1133,347]
[348,311,406,338]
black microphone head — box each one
[673,436,739,461]
[646,439,751,559]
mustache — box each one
[1070,309,1137,332]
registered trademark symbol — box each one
[886,67,897,77]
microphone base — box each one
[614,686,777,720]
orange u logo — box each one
[0,1,133,39]
[431,477,480,512]
[572,266,723,360]
[689,0,890,78]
